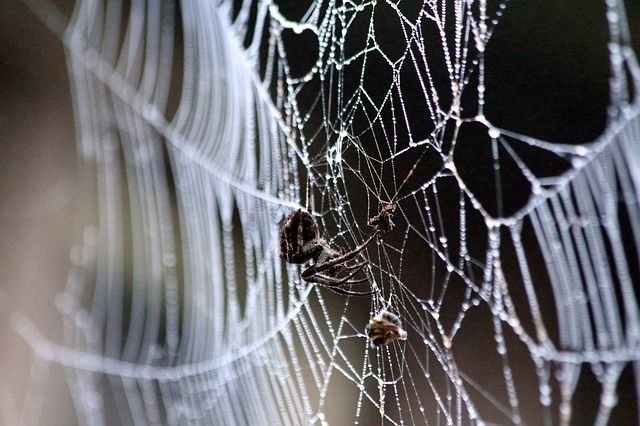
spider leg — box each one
[312,272,371,284]
[306,274,370,286]
[342,277,369,285]
[344,261,367,271]
[305,275,374,296]
[303,260,367,284]
[305,262,371,292]
[325,286,375,297]
[306,231,379,275]
[325,262,368,285]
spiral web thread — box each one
[10,0,640,424]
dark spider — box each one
[279,207,394,296]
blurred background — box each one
[1,1,76,424]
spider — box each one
[365,309,407,348]
[279,206,394,296]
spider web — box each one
[9,0,640,424]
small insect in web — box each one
[366,143,430,234]
[365,309,407,348]
[367,203,396,233]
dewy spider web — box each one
[10,0,640,424]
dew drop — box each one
[488,127,500,139]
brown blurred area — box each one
[0,1,76,424]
